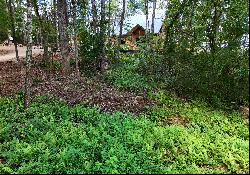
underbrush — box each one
[135,49,249,108]
[171,49,249,107]
[104,64,150,92]
[105,53,240,111]
[0,94,248,174]
[104,54,158,93]
[38,60,63,71]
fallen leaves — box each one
[0,56,155,114]
[160,114,189,126]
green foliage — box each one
[0,95,249,174]
[136,0,249,107]
[138,49,249,108]
[79,28,101,75]
[146,91,249,173]
[104,54,152,92]
[39,60,63,71]
[0,29,8,43]
[0,0,9,42]
[171,49,249,106]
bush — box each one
[78,28,101,75]
[137,47,249,107]
[0,29,8,43]
[39,60,63,71]
[171,48,249,106]
[104,55,153,92]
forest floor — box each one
[0,55,155,114]
[0,45,43,62]
[0,54,249,174]
[0,53,248,116]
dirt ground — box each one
[0,45,44,62]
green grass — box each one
[0,93,248,174]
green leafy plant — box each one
[0,95,248,174]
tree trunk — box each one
[151,0,157,33]
[145,0,148,32]
[57,0,70,75]
[72,0,80,77]
[32,0,49,61]
[52,0,59,49]
[209,1,222,54]
[42,12,49,60]
[149,0,157,54]
[91,0,97,34]
[99,0,106,72]
[189,1,196,52]
[107,0,112,45]
[7,0,19,61]
[118,0,125,47]
[24,0,32,109]
[144,0,149,48]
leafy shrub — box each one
[105,67,149,92]
[104,56,152,92]
[171,48,249,106]
[137,47,249,107]
[78,28,101,75]
[39,60,62,71]
[0,29,8,43]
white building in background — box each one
[7,31,14,46]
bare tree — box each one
[24,0,32,108]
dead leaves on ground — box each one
[159,114,190,126]
[32,74,155,114]
[0,57,155,114]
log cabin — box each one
[124,24,145,43]
[109,16,166,50]
[110,24,146,50]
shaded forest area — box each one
[0,0,249,174]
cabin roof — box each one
[126,24,145,35]
[111,24,145,38]
[113,15,164,35]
